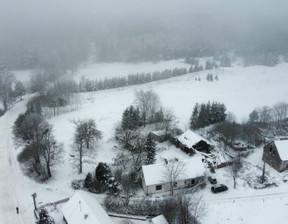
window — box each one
[269,146,273,153]
[173,182,178,187]
[156,185,162,191]
[272,150,276,156]
[191,179,195,185]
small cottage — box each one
[139,157,206,195]
[262,140,288,172]
[61,191,114,224]
[175,130,211,155]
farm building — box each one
[175,130,211,155]
[61,191,114,224]
[139,157,206,195]
[262,140,288,172]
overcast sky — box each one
[1,0,288,25]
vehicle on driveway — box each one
[211,184,228,193]
[208,176,217,184]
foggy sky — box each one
[1,0,288,26]
[1,0,288,68]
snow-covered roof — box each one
[141,156,206,186]
[152,215,169,224]
[177,130,208,148]
[151,130,166,136]
[275,140,288,161]
[61,191,114,224]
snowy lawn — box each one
[3,61,288,224]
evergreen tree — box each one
[121,105,140,130]
[14,81,26,100]
[37,209,55,224]
[84,172,93,188]
[145,134,156,165]
[95,162,111,183]
[154,109,164,123]
[190,103,199,129]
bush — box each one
[71,179,84,190]
[37,208,55,224]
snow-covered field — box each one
[2,61,288,223]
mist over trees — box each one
[1,1,288,72]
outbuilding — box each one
[262,140,288,172]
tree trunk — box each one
[79,143,83,173]
[233,176,236,189]
[46,162,52,178]
[262,162,266,183]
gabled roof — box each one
[152,215,169,224]
[141,157,206,186]
[61,191,114,224]
[177,130,208,148]
[275,140,288,161]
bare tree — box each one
[189,194,207,224]
[259,106,272,123]
[159,107,177,136]
[72,119,102,173]
[131,135,146,172]
[0,70,16,111]
[134,89,161,126]
[163,158,186,195]
[214,121,241,145]
[229,153,243,189]
[177,193,207,224]
[41,124,63,178]
[119,174,135,207]
[113,152,130,170]
[115,124,139,149]
[273,102,288,125]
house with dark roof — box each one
[262,140,288,172]
[175,130,211,155]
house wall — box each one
[175,140,195,155]
[144,177,205,195]
[262,142,286,172]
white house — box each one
[61,191,114,224]
[140,157,206,195]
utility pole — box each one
[31,193,37,211]
[261,162,266,183]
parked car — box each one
[208,176,217,184]
[211,184,228,193]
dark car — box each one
[208,176,217,184]
[211,184,228,193]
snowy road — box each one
[0,100,35,224]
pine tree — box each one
[190,103,199,129]
[121,106,140,130]
[37,209,55,224]
[84,172,93,188]
[145,134,156,165]
[95,162,111,183]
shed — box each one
[262,140,288,172]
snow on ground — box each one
[3,61,288,224]
[0,99,74,224]
[72,59,190,81]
